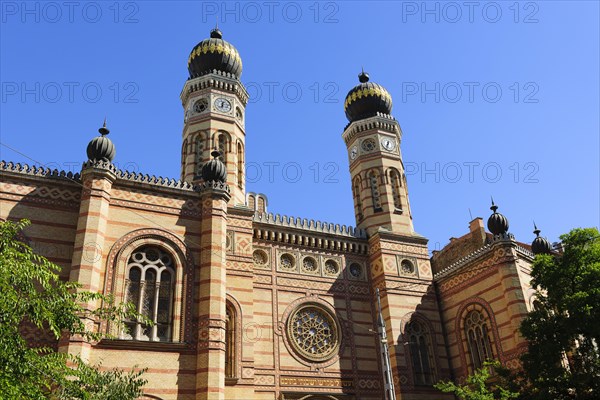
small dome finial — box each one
[210,22,223,39]
[358,69,369,83]
[487,198,509,235]
[531,222,552,254]
[202,148,227,182]
[98,117,109,136]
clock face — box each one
[381,137,396,151]
[214,97,232,113]
[350,146,358,160]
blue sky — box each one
[1,1,598,251]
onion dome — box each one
[202,150,227,182]
[86,119,115,162]
[344,70,393,122]
[531,223,552,255]
[188,27,242,79]
[487,198,509,235]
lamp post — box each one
[376,288,397,400]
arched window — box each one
[217,133,228,163]
[195,135,205,177]
[464,310,494,369]
[389,168,402,211]
[225,302,237,379]
[237,142,244,188]
[405,320,435,385]
[181,139,187,163]
[257,196,266,213]
[353,176,363,220]
[123,246,175,342]
[369,171,382,212]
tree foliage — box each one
[435,360,518,400]
[0,219,147,399]
[517,227,600,399]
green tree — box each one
[0,219,147,399]
[435,360,518,400]
[517,227,600,399]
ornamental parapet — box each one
[253,211,368,254]
[180,71,249,106]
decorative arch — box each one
[225,294,242,381]
[400,313,438,386]
[455,298,503,375]
[212,130,232,162]
[352,175,363,221]
[387,167,402,211]
[236,141,244,188]
[367,169,382,212]
[104,228,194,343]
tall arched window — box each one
[369,171,382,212]
[389,168,402,211]
[123,246,174,342]
[195,135,205,177]
[225,303,236,378]
[181,139,188,164]
[405,320,435,385]
[353,176,363,220]
[217,133,228,163]
[465,310,494,369]
[237,142,244,188]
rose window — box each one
[280,253,295,271]
[401,259,415,274]
[253,250,268,266]
[324,260,339,275]
[288,305,340,361]
[361,138,376,152]
[302,257,317,273]
[349,263,363,278]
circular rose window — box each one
[287,305,340,362]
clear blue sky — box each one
[1,1,598,252]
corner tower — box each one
[180,27,249,205]
[343,71,414,236]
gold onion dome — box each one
[188,27,242,79]
[86,119,115,162]
[344,70,393,122]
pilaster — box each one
[196,181,231,400]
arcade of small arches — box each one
[352,167,407,219]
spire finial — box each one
[533,221,541,237]
[490,196,498,213]
[98,118,110,136]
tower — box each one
[180,26,249,206]
[343,73,450,399]
[343,71,414,236]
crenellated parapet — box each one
[115,169,196,191]
[254,211,366,239]
[1,160,81,182]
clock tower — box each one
[180,27,249,205]
[343,71,414,236]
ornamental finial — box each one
[98,118,110,136]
